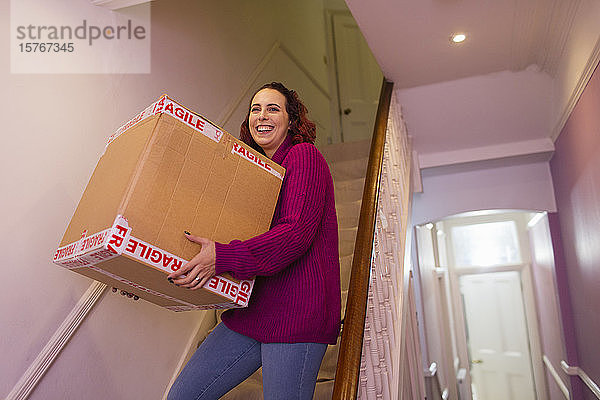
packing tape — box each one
[54,214,254,308]
[231,142,283,180]
[105,95,281,186]
[106,95,223,148]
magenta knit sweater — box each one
[214,135,341,344]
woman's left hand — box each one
[167,233,216,290]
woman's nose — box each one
[258,109,268,120]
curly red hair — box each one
[240,82,316,154]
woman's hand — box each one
[167,233,216,290]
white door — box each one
[459,271,536,400]
[332,14,382,143]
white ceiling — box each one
[343,0,593,171]
[345,0,580,89]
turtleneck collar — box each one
[270,135,294,165]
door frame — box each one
[441,213,548,399]
[323,7,347,144]
[414,224,462,400]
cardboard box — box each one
[53,95,285,311]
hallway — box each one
[3,0,600,399]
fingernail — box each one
[184,230,191,235]
[133,295,139,301]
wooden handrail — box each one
[332,79,394,399]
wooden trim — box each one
[217,41,330,129]
[332,79,393,399]
[6,282,107,400]
[278,44,330,101]
[323,9,346,144]
[216,41,281,127]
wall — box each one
[550,62,600,400]
[396,69,554,160]
[411,157,557,225]
[0,0,329,398]
[528,215,571,400]
[552,0,600,138]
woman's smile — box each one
[256,124,275,133]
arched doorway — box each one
[415,210,553,400]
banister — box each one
[332,79,394,399]
[561,360,600,399]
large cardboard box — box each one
[53,95,285,311]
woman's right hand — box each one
[167,233,216,290]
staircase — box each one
[220,139,370,400]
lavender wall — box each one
[528,215,572,400]
[550,64,600,400]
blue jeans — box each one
[167,323,328,400]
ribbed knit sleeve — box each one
[214,143,327,280]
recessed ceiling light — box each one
[451,33,466,43]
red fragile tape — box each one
[53,214,254,310]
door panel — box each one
[332,14,382,143]
[460,271,536,400]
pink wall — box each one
[550,64,600,400]
[528,215,574,399]
[1,0,331,398]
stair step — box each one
[320,139,371,164]
[315,380,334,399]
[334,177,365,204]
[330,157,369,181]
[340,254,353,292]
[317,335,340,381]
[336,200,361,229]
[338,227,357,257]
[340,289,348,320]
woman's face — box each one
[248,88,290,158]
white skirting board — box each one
[6,282,107,400]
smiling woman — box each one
[167,82,341,400]
[240,82,317,156]
[247,88,290,157]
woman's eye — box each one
[251,107,260,113]
[268,107,279,112]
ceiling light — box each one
[451,33,466,43]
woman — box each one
[167,82,341,400]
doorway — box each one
[460,271,536,399]
[324,5,383,144]
[415,211,549,400]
